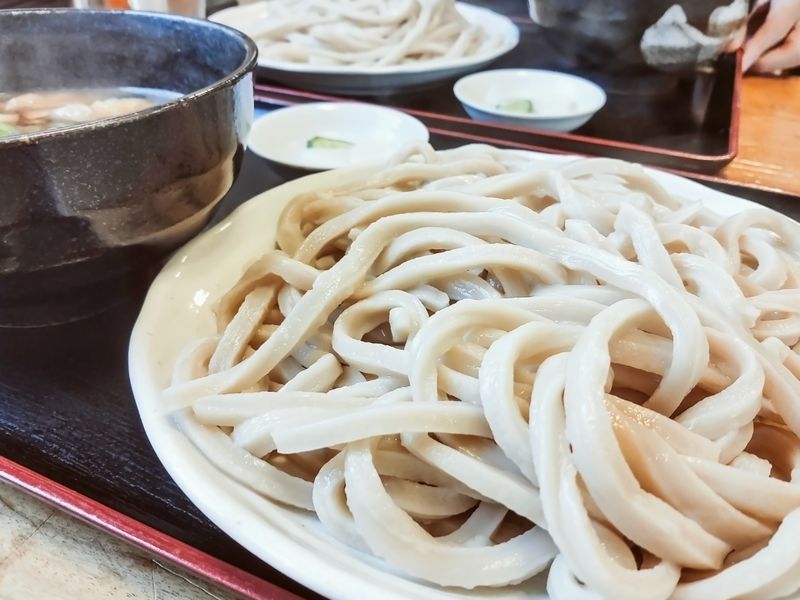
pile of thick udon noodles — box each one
[165,144,800,599]
[245,0,505,67]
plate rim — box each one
[129,153,761,600]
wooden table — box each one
[0,480,238,600]
[722,75,800,196]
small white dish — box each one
[453,69,607,132]
[248,103,429,171]
[210,2,518,95]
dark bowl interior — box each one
[0,8,257,327]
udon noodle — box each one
[165,144,800,599]
[240,0,505,67]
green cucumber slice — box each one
[496,99,534,114]
[306,136,354,149]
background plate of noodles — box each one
[130,144,800,600]
[209,1,519,95]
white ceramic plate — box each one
[454,69,607,132]
[209,2,519,95]
[129,154,756,600]
[248,103,429,170]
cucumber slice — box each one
[496,99,534,114]
[306,136,354,149]
[0,122,18,138]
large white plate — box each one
[209,2,519,95]
[129,154,756,600]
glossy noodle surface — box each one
[164,144,800,599]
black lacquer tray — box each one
[2,117,793,600]
[248,0,741,173]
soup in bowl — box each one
[0,88,179,137]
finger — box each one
[727,25,747,53]
[743,3,800,70]
[751,27,800,72]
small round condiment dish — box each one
[248,103,430,172]
[453,69,607,132]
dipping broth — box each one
[0,87,181,138]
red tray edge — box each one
[427,124,792,198]
[256,90,783,199]
[253,48,743,171]
[0,455,303,600]
[728,49,742,160]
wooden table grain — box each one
[721,75,800,196]
[0,480,240,600]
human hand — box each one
[743,0,800,73]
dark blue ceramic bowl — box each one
[0,8,257,327]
